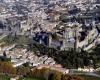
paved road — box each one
[69,69,100,78]
[69,72,100,77]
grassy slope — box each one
[0,75,10,80]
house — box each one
[78,67,95,72]
[12,60,27,67]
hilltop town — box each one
[0,0,100,50]
[0,0,100,80]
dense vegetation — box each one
[91,44,100,68]
[28,42,100,69]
